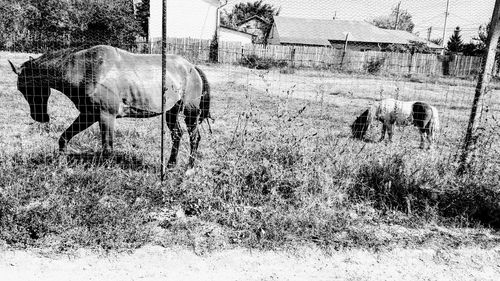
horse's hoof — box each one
[185,168,196,177]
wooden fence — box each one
[143,39,483,77]
[214,43,484,77]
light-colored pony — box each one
[351,98,440,149]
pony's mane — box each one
[351,106,374,139]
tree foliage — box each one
[221,0,280,43]
[372,4,415,32]
[221,0,279,28]
[0,0,142,51]
[135,0,150,39]
[447,26,463,53]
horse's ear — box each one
[8,60,20,75]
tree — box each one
[462,42,483,56]
[429,38,443,46]
[447,26,463,53]
[0,0,36,49]
[372,4,415,32]
[221,0,280,43]
[72,0,140,48]
[135,0,150,39]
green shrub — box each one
[364,57,386,74]
[240,54,288,70]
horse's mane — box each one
[25,45,100,71]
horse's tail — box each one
[195,66,211,125]
[351,106,374,139]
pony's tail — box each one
[195,66,211,128]
[429,106,440,141]
[351,107,373,139]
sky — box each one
[223,0,496,43]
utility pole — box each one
[161,0,167,181]
[427,26,432,41]
[458,0,500,174]
[394,1,401,30]
[441,0,450,52]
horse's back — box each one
[66,45,203,116]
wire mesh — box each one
[0,0,498,177]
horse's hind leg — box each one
[59,112,99,152]
[166,104,183,168]
[184,107,201,168]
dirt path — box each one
[1,245,499,281]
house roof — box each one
[273,16,441,48]
[220,25,255,37]
[202,0,221,6]
[238,15,270,25]
[387,30,442,49]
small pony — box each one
[351,98,440,149]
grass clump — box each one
[349,152,500,228]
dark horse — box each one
[9,45,211,168]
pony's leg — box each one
[166,104,183,168]
[58,113,98,152]
[419,131,426,149]
[184,107,201,168]
[98,111,116,155]
[426,129,434,149]
[386,123,394,142]
[379,123,387,142]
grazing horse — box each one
[8,45,211,168]
[351,98,440,149]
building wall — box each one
[149,0,219,40]
[219,28,253,44]
[266,23,280,45]
[330,41,383,52]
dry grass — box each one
[0,52,499,252]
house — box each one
[148,0,220,40]
[236,15,270,43]
[219,26,254,45]
[267,16,441,51]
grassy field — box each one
[0,51,499,253]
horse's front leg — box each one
[98,112,117,155]
[59,112,99,152]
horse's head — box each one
[9,59,50,123]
